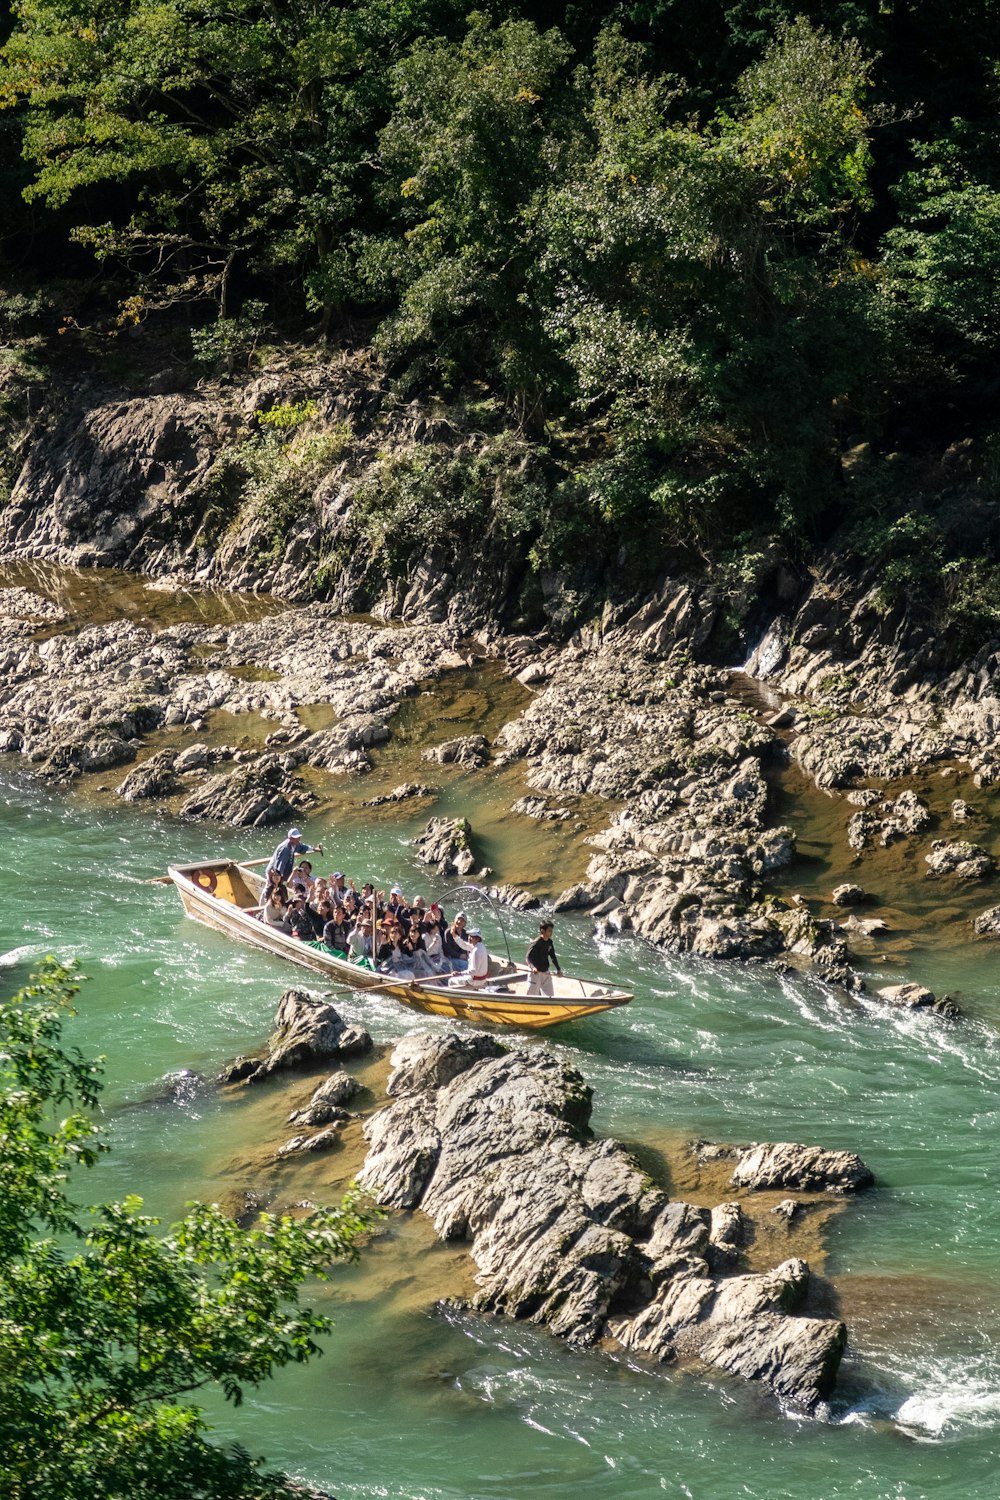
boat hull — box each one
[168,861,632,1030]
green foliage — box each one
[191,302,270,375]
[0,960,372,1499]
[218,415,351,559]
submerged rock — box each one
[361,782,436,808]
[421,733,489,769]
[288,1070,363,1125]
[359,1032,853,1410]
[876,982,936,1009]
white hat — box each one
[288,827,302,838]
[468,929,482,939]
[390,885,404,896]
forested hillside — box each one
[1,0,999,644]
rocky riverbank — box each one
[4,559,1000,1001]
[220,990,872,1414]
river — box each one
[2,591,1000,1497]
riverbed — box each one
[3,738,1000,1499]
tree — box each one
[0,0,463,322]
[0,960,370,1500]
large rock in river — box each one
[728,1141,874,1194]
[179,751,306,826]
[358,1032,851,1410]
[220,989,372,1083]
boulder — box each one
[179,752,306,826]
[925,840,995,879]
[973,905,1000,936]
[831,883,866,906]
[421,733,489,769]
[847,789,930,852]
[361,782,436,808]
[276,1123,346,1158]
[288,1070,363,1126]
[412,816,478,877]
[359,1033,853,1409]
[115,749,180,802]
[876,982,936,1009]
[951,798,975,823]
[727,1142,874,1194]
[220,989,373,1084]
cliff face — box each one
[0,353,535,627]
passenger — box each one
[330,871,348,904]
[403,918,426,969]
[288,896,315,941]
[312,897,335,939]
[289,859,315,897]
[347,917,372,961]
[312,877,331,905]
[386,886,409,928]
[442,912,470,971]
[377,921,414,976]
[323,905,350,955]
[263,890,292,934]
[415,915,446,977]
[526,920,562,997]
[266,826,323,884]
[264,868,288,904]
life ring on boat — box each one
[192,868,218,894]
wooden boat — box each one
[166,858,633,1030]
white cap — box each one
[468,929,482,939]
[288,827,302,839]
[390,885,403,896]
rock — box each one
[875,982,936,1009]
[220,989,373,1083]
[480,883,541,911]
[359,1034,852,1409]
[361,782,436,808]
[925,840,995,879]
[179,752,307,826]
[114,749,180,801]
[973,905,1000,935]
[511,795,572,822]
[421,733,489,769]
[771,1199,801,1221]
[412,816,478,877]
[276,1124,346,1158]
[831,883,866,906]
[951,798,975,822]
[728,1142,874,1194]
[847,789,930,852]
[553,884,592,912]
[708,1201,748,1266]
[840,915,887,937]
[287,1070,362,1126]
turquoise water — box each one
[3,763,1000,1499]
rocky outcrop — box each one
[115,749,180,801]
[412,816,481,877]
[287,1070,363,1125]
[361,781,436,808]
[832,883,866,906]
[847,789,930,852]
[973,905,1000,935]
[421,733,489,769]
[179,752,307,825]
[220,989,372,1084]
[358,1033,855,1411]
[710,1141,875,1194]
[925,840,995,878]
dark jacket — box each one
[526,935,560,973]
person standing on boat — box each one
[526,921,562,997]
[464,929,491,986]
[267,827,323,884]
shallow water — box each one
[3,749,1000,1500]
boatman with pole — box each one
[266,826,323,884]
[526,920,562,996]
